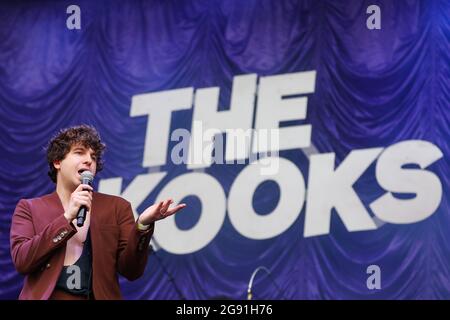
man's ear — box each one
[53,160,61,170]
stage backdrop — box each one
[1,0,449,299]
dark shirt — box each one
[55,231,92,297]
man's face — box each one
[53,144,97,190]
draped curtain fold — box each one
[0,0,449,299]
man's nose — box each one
[83,156,93,165]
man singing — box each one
[10,125,186,300]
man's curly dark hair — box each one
[46,125,106,183]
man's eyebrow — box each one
[72,144,97,155]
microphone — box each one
[247,266,286,300]
[76,170,94,227]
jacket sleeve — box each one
[116,200,154,281]
[10,199,77,275]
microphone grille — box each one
[80,170,94,182]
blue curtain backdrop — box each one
[0,0,449,299]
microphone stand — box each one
[247,266,287,300]
[149,241,186,300]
